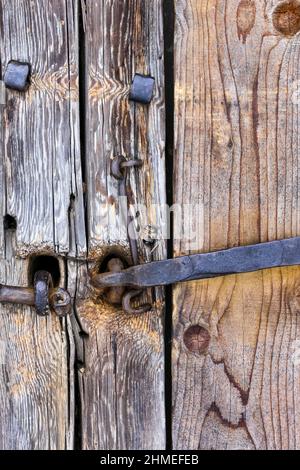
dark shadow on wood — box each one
[163,0,175,451]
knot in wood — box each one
[273,1,300,36]
[184,325,211,354]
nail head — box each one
[129,74,155,104]
[4,60,31,92]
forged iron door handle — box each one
[91,237,300,289]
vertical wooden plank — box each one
[0,0,86,257]
[77,0,166,450]
[173,0,300,449]
[0,241,74,449]
[0,0,84,449]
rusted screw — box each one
[92,257,152,314]
[4,60,31,92]
[129,73,155,104]
[183,325,211,354]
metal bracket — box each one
[0,271,71,317]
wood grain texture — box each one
[173,0,300,449]
[0,0,86,257]
[0,0,81,449]
[85,0,166,257]
[0,231,74,449]
[77,0,166,450]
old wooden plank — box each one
[0,0,83,449]
[173,0,300,449]
[77,0,166,450]
[0,231,74,449]
[0,0,86,257]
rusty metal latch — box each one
[0,270,71,317]
[109,155,152,315]
[2,238,299,316]
[92,237,300,290]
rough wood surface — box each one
[0,0,86,257]
[76,0,166,450]
[173,0,300,450]
[0,230,74,449]
[0,0,166,450]
[0,0,81,449]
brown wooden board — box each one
[75,0,167,450]
[173,0,300,450]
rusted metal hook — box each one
[107,155,151,315]
[122,290,151,315]
[111,155,143,180]
[92,256,151,315]
[0,274,72,317]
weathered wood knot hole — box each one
[183,325,211,354]
[28,255,60,287]
[273,1,300,36]
[3,214,17,231]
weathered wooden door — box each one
[1,0,300,451]
[0,0,165,450]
